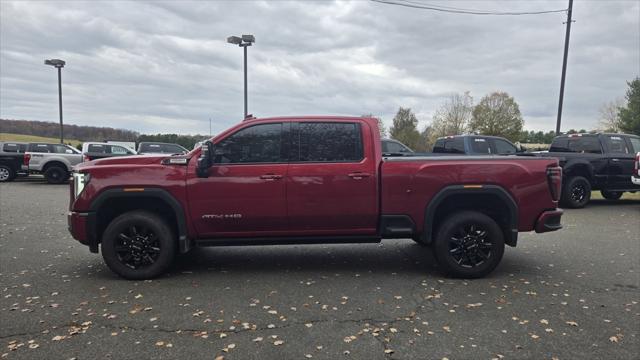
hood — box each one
[75,154,168,170]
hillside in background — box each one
[0,119,209,149]
[0,119,138,142]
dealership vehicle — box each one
[24,143,82,184]
[69,116,563,280]
[433,135,522,155]
[137,142,188,155]
[535,133,640,208]
[82,142,136,162]
[0,141,28,182]
[632,152,640,186]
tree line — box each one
[0,119,208,149]
[380,77,639,152]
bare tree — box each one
[430,92,473,138]
[598,98,624,132]
[362,114,387,138]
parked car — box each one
[433,135,522,155]
[632,152,640,186]
[535,133,640,208]
[82,142,136,162]
[68,116,563,280]
[24,143,82,184]
[137,142,188,155]
[0,141,28,182]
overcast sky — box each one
[1,0,638,135]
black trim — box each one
[195,235,381,247]
[380,215,416,238]
[88,188,190,254]
[421,185,518,246]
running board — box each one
[195,235,382,247]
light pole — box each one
[44,59,66,144]
[227,34,255,118]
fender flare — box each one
[87,188,190,253]
[563,160,595,183]
[421,185,518,246]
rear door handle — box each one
[348,172,371,180]
[611,159,620,162]
[260,174,283,180]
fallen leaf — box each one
[566,321,578,327]
[274,340,284,346]
[609,336,619,343]
[252,337,263,342]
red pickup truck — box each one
[68,116,563,280]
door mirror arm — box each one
[196,140,214,178]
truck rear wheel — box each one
[433,211,505,279]
[0,165,15,182]
[561,176,591,208]
[101,211,176,280]
[44,166,69,184]
[601,190,623,200]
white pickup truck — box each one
[23,143,82,184]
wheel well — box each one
[95,196,179,246]
[564,164,592,184]
[429,193,516,247]
[43,161,67,172]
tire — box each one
[560,176,591,208]
[101,211,176,280]
[44,165,69,184]
[0,165,15,182]
[433,211,505,279]
[600,190,623,200]
[411,236,428,247]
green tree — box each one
[362,114,387,138]
[389,107,422,151]
[618,77,640,135]
[469,92,524,142]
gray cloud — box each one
[1,0,638,135]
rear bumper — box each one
[632,176,640,186]
[534,209,564,233]
[68,211,98,253]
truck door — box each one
[187,122,289,237]
[286,121,378,235]
[603,135,635,189]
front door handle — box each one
[260,174,283,180]
[348,172,371,180]
[611,158,620,162]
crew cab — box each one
[68,116,563,280]
[24,143,82,184]
[536,133,640,208]
[433,135,522,155]
[82,142,137,162]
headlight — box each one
[73,172,90,198]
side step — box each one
[195,235,381,247]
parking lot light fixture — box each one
[44,58,66,144]
[227,34,255,118]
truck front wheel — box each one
[0,165,15,182]
[44,166,69,184]
[561,176,591,208]
[433,211,505,279]
[101,211,176,280]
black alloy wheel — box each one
[433,211,505,279]
[561,176,591,208]
[114,224,161,270]
[101,211,176,280]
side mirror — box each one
[196,141,214,178]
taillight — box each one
[23,153,31,166]
[635,153,639,176]
[546,165,562,202]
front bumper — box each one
[68,211,98,253]
[534,209,564,233]
[632,176,640,186]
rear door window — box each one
[550,136,601,153]
[31,144,51,153]
[52,144,73,154]
[438,138,465,154]
[628,137,640,153]
[88,144,106,153]
[605,135,630,154]
[296,122,363,162]
[470,138,491,154]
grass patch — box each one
[591,190,640,200]
[0,133,82,147]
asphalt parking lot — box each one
[1,179,638,360]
